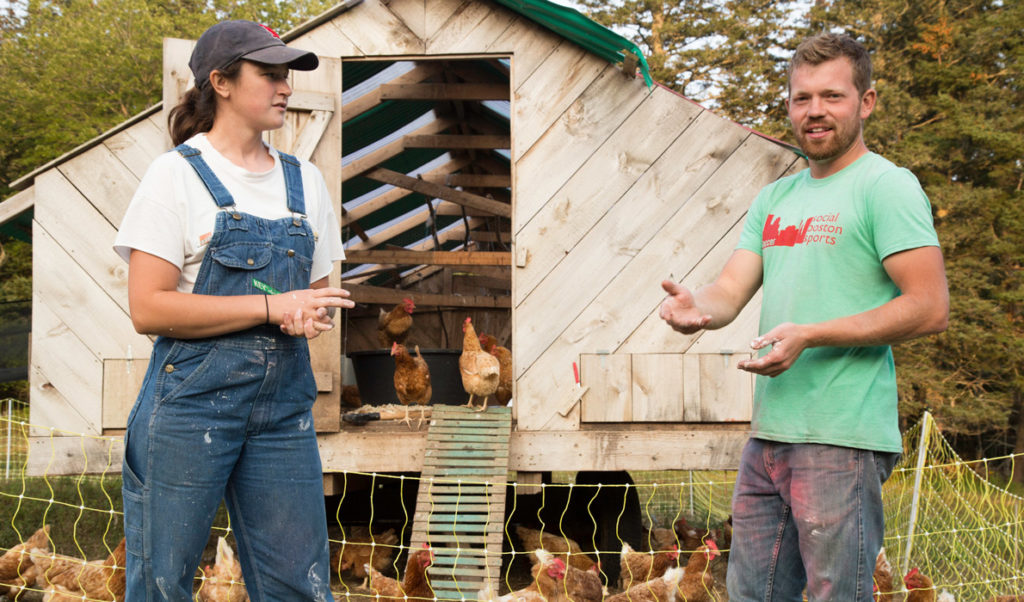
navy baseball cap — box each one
[189,20,319,89]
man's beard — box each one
[795,119,861,162]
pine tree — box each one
[576,0,799,136]
[806,0,1024,477]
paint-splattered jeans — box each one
[122,334,333,601]
[726,439,899,601]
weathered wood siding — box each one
[21,0,804,470]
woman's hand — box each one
[271,287,354,339]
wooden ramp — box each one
[411,404,511,600]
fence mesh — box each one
[2,399,1022,601]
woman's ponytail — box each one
[167,61,242,146]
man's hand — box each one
[659,280,712,334]
[737,322,810,377]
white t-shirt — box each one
[114,133,344,293]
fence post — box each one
[902,410,933,579]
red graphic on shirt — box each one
[762,213,843,248]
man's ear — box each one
[860,87,877,119]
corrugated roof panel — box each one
[491,0,652,86]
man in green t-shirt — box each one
[659,33,949,600]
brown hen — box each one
[392,342,432,429]
[460,317,500,411]
[514,525,597,573]
[33,537,126,602]
[330,526,398,588]
[904,567,936,602]
[196,536,248,602]
[377,298,415,347]
[605,566,684,602]
[677,541,721,602]
[0,525,49,597]
[873,547,895,602]
[619,541,679,591]
[479,333,512,406]
[479,551,567,601]
[366,544,434,602]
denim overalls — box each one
[122,144,334,601]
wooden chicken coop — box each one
[0,0,804,594]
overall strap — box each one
[278,151,306,215]
[174,144,236,208]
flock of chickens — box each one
[370,299,512,428]
[0,527,248,602]
[3,520,1024,600]
[323,518,1019,602]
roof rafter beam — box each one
[342,283,509,309]
[363,168,511,218]
[345,250,509,266]
[379,83,509,101]
[341,62,445,123]
[420,174,510,188]
[345,157,472,222]
[342,117,455,182]
[404,134,510,150]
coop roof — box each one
[493,0,652,86]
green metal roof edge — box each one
[491,0,653,87]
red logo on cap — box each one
[259,24,280,38]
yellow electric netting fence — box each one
[2,399,1022,601]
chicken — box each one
[676,540,721,602]
[641,526,678,554]
[619,541,679,591]
[479,333,512,406]
[479,551,567,601]
[719,516,732,557]
[330,526,398,588]
[32,537,126,602]
[673,516,717,553]
[341,384,362,408]
[0,525,50,597]
[873,547,895,602]
[559,555,604,602]
[377,299,415,347]
[459,317,500,411]
[196,536,248,602]
[366,544,434,602]
[514,525,597,573]
[936,591,956,602]
[42,583,85,602]
[904,567,936,602]
[605,566,684,602]
[391,342,432,428]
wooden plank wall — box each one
[29,114,165,436]
[291,0,805,430]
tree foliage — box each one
[0,0,336,196]
[575,0,803,137]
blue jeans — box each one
[726,439,899,601]
[123,337,332,601]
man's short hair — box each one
[789,33,873,96]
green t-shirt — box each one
[737,152,939,452]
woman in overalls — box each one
[113,20,351,600]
